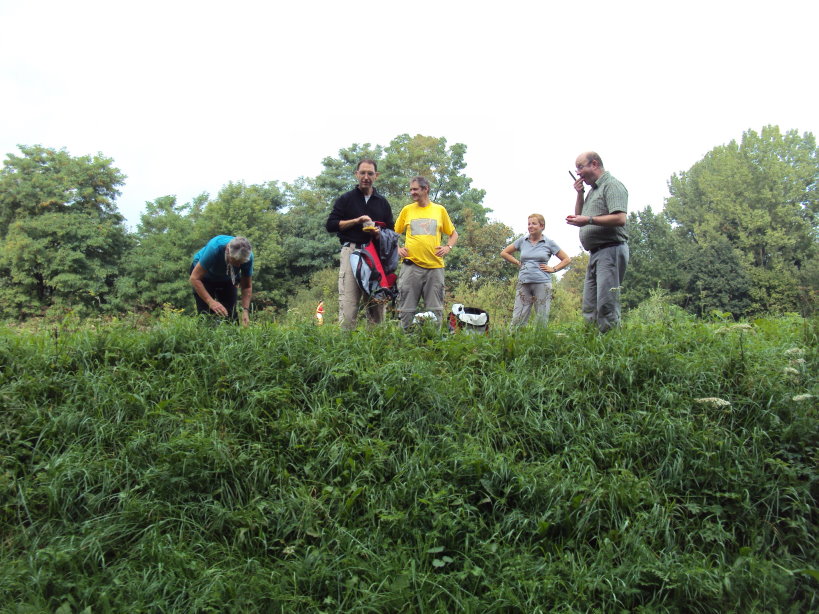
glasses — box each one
[357,171,376,177]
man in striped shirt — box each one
[566,152,629,332]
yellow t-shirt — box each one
[394,202,456,269]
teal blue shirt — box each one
[192,236,254,282]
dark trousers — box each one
[191,266,238,321]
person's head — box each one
[527,214,545,234]
[226,236,252,266]
[575,151,605,185]
[409,176,431,205]
[355,159,379,194]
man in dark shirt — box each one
[566,151,629,332]
[326,159,394,329]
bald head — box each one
[575,151,605,184]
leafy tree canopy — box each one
[312,134,491,227]
[662,126,818,315]
[0,146,130,317]
[0,145,126,237]
[115,195,205,312]
[0,211,131,317]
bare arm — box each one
[567,178,590,227]
[566,208,627,227]
[238,276,252,326]
[434,229,459,257]
[574,178,585,215]
[540,249,572,274]
[190,263,229,317]
[500,243,520,266]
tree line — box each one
[0,127,816,322]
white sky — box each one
[1,0,816,255]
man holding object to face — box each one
[566,152,629,332]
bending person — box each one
[189,235,254,326]
[501,214,570,327]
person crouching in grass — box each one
[189,235,253,326]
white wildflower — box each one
[792,394,814,402]
[716,324,753,334]
[790,358,806,366]
[783,367,800,375]
[785,348,805,357]
[694,397,732,408]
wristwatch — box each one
[588,216,595,225]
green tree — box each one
[195,181,287,310]
[115,195,206,312]
[0,211,131,317]
[446,209,515,290]
[0,145,130,317]
[685,238,752,318]
[0,145,125,237]
[622,206,692,309]
[379,134,490,226]
[277,177,341,293]
[664,126,818,315]
[313,143,384,197]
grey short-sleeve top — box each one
[513,235,562,285]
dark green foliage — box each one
[0,145,125,237]
[275,178,340,300]
[0,146,131,317]
[1,316,816,612]
[664,126,818,316]
[115,195,206,312]
[623,206,693,310]
[685,238,753,318]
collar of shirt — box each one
[357,185,381,200]
[590,171,611,191]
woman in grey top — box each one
[500,214,571,327]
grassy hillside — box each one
[1,314,817,613]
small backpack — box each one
[350,241,397,304]
[447,304,490,334]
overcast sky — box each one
[1,0,816,255]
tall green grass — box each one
[1,314,816,613]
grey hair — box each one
[227,236,252,263]
[585,152,604,168]
[411,176,431,191]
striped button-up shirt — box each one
[578,171,629,251]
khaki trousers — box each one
[338,244,386,329]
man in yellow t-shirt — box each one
[394,176,459,329]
